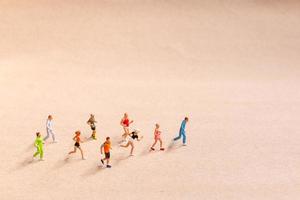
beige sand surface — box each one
[1,0,300,199]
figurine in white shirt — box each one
[44,115,56,143]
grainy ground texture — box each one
[1,0,300,200]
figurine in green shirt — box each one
[33,132,44,161]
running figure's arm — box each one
[87,120,97,125]
[130,120,134,124]
[180,120,186,130]
[87,119,92,125]
[120,118,124,127]
[46,120,52,130]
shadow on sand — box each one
[113,155,132,167]
[13,157,39,171]
[52,157,71,170]
[166,141,184,153]
[24,143,35,153]
[83,137,95,142]
[110,135,123,147]
[140,146,151,156]
[52,155,87,170]
[81,164,106,177]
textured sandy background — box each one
[1,0,300,199]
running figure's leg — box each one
[182,130,186,144]
[119,130,128,144]
[68,147,77,154]
[159,139,163,148]
[33,148,40,157]
[44,129,50,141]
[40,148,44,159]
[173,129,182,141]
[130,142,134,156]
[123,127,129,135]
[78,147,85,159]
[50,129,55,142]
[91,130,97,140]
[120,142,130,148]
[151,140,158,150]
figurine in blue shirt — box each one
[173,117,189,145]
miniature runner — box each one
[119,113,134,143]
[68,131,85,160]
[173,117,189,145]
[100,137,112,168]
[120,129,142,156]
[87,114,97,140]
[33,132,44,161]
[150,123,164,151]
[44,115,56,143]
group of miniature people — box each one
[33,113,189,168]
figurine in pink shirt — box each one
[150,123,164,151]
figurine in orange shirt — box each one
[68,131,85,160]
[101,137,112,168]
